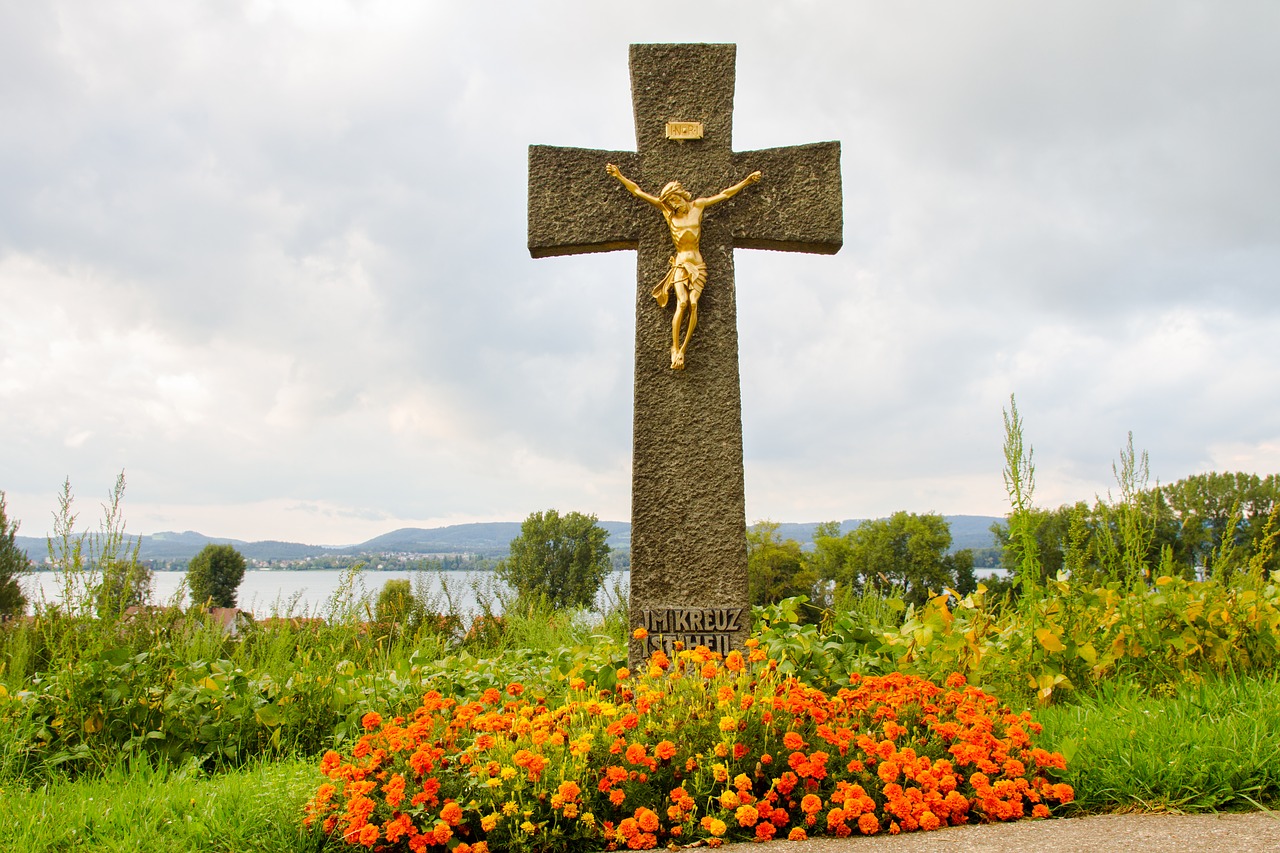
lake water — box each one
[22,569,631,618]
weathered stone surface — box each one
[527,44,842,665]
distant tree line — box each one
[992,470,1280,586]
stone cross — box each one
[527,43,842,664]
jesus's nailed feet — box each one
[671,347,685,370]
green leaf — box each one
[255,704,282,727]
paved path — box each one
[717,812,1280,853]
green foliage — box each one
[0,490,30,618]
[1002,394,1042,590]
[496,509,611,610]
[746,521,817,612]
[374,579,419,626]
[91,472,152,617]
[187,543,247,609]
[824,511,956,606]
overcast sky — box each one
[3,1,1278,546]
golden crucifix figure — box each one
[606,164,762,370]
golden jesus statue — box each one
[606,164,762,370]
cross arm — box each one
[528,145,643,259]
[729,141,842,254]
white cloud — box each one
[2,1,1279,543]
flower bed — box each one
[305,638,1072,851]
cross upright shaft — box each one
[527,44,842,663]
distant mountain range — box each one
[16,515,1003,564]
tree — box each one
[0,491,29,618]
[497,510,611,610]
[374,578,425,637]
[838,512,955,606]
[747,522,817,611]
[187,544,247,609]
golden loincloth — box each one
[652,255,707,308]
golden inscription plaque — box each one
[665,121,704,140]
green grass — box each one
[0,757,324,853]
[1037,672,1280,812]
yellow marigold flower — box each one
[502,802,519,816]
[714,742,729,758]
[719,790,740,809]
[580,811,595,826]
[708,818,727,837]
[480,813,499,832]
[520,820,537,834]
[718,715,738,733]
[500,766,517,780]
[712,763,729,783]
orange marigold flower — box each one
[800,794,822,815]
[654,740,677,761]
[1032,804,1051,819]
[506,683,525,696]
[626,743,647,765]
[320,750,341,775]
[919,810,941,831]
[945,673,966,688]
[755,821,776,840]
[360,712,382,732]
[559,780,582,801]
[733,743,749,760]
[857,813,880,835]
[782,731,807,751]
[787,827,807,841]
[617,667,631,681]
[636,807,660,833]
[441,801,463,826]
[610,788,627,807]
[432,821,452,845]
[736,804,759,827]
[724,650,745,672]
[633,627,649,639]
[357,822,380,846]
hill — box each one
[15,515,1002,565]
